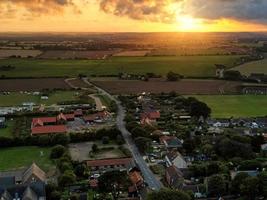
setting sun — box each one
[177,15,203,31]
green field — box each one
[232,54,267,76]
[0,120,14,138]
[0,56,241,77]
[0,146,53,172]
[0,91,79,107]
[189,95,267,118]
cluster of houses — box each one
[31,110,111,135]
[0,163,47,200]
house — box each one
[74,109,83,117]
[215,64,226,78]
[83,111,110,123]
[0,163,46,200]
[160,136,183,149]
[0,117,5,128]
[86,158,134,172]
[0,163,46,184]
[31,125,67,136]
[129,170,144,188]
[165,165,184,189]
[165,151,188,169]
[140,110,160,126]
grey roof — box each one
[0,177,15,188]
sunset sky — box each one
[1,0,267,32]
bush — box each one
[50,145,66,159]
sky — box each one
[1,0,267,32]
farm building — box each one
[241,83,267,95]
[83,111,111,123]
[86,158,134,172]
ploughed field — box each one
[93,78,241,95]
[189,95,267,118]
[0,55,241,77]
[0,78,70,91]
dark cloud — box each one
[186,0,267,22]
[99,0,183,23]
[98,0,267,24]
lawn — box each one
[0,91,79,107]
[189,95,267,118]
[232,53,267,76]
[0,55,241,77]
[0,146,53,172]
[0,120,14,138]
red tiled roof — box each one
[89,179,98,188]
[86,158,132,167]
[64,113,75,120]
[148,111,160,119]
[31,125,67,135]
[129,171,143,186]
[32,117,56,125]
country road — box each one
[83,78,163,191]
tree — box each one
[134,137,151,153]
[166,71,182,82]
[131,127,148,138]
[50,145,66,159]
[258,171,267,198]
[207,174,226,197]
[74,163,88,178]
[147,189,191,200]
[102,136,110,144]
[190,100,211,119]
[92,143,98,153]
[224,70,242,81]
[98,170,129,200]
[231,172,249,194]
[59,170,76,187]
[240,177,260,200]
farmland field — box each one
[39,50,115,59]
[232,54,267,76]
[189,95,267,118]
[93,78,241,95]
[0,78,70,91]
[0,146,53,172]
[0,55,241,77]
[0,91,80,107]
[113,50,150,57]
[0,50,42,58]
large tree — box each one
[147,189,191,200]
[207,174,226,197]
[98,170,129,200]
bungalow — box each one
[0,117,5,128]
[86,158,134,172]
[165,165,184,189]
[165,151,188,169]
[160,136,183,149]
[31,125,67,136]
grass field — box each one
[0,146,53,172]
[0,120,14,138]
[189,95,267,118]
[0,91,79,107]
[0,56,241,77]
[232,54,267,76]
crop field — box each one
[0,91,79,107]
[39,50,115,59]
[0,146,53,172]
[189,95,267,118]
[0,55,241,77]
[113,50,150,57]
[93,79,241,95]
[0,78,70,91]
[0,50,42,58]
[232,54,267,76]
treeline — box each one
[0,127,121,148]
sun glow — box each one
[177,15,204,31]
